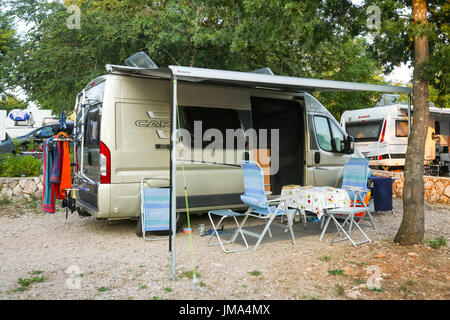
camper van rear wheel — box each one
[136,213,186,237]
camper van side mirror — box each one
[344,135,355,154]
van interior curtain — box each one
[250,97,303,195]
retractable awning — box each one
[106,64,413,94]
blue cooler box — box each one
[370,176,393,211]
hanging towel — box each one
[42,133,73,213]
[42,137,56,213]
[55,132,72,199]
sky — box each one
[385,63,413,85]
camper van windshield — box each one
[345,120,383,142]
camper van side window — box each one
[181,106,245,150]
[313,116,345,153]
[330,121,345,152]
[313,116,333,152]
[396,120,409,137]
[85,106,101,147]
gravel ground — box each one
[0,199,448,300]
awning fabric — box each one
[106,64,413,94]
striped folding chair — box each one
[140,178,170,241]
[231,161,298,251]
[320,158,374,247]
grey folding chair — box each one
[207,209,249,253]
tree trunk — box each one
[394,0,429,245]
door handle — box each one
[314,151,320,164]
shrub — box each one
[328,269,346,276]
[424,236,447,249]
[0,153,41,177]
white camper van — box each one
[0,110,6,142]
[340,96,450,173]
[71,63,411,232]
[6,108,55,138]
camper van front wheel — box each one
[136,213,186,237]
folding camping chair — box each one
[207,209,249,253]
[319,158,374,247]
[140,177,171,240]
[231,160,298,251]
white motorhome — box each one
[5,108,56,138]
[340,96,450,173]
[0,110,6,142]
[71,63,411,233]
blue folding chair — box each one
[140,178,170,241]
[230,160,298,251]
[320,158,374,246]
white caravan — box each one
[340,97,450,173]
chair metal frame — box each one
[232,161,298,251]
[319,158,374,246]
[207,209,249,253]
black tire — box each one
[136,213,187,237]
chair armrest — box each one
[343,186,370,193]
[267,195,292,203]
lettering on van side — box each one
[135,119,169,128]
[135,111,170,128]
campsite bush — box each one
[0,153,41,177]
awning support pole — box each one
[408,93,412,136]
[169,76,177,281]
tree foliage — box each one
[1,0,447,116]
[364,0,448,108]
[0,93,27,111]
[0,1,17,93]
[2,0,385,117]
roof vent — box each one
[125,52,158,69]
[250,67,274,76]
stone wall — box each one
[371,170,450,205]
[0,177,43,201]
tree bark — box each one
[394,0,429,245]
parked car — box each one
[0,132,15,154]
[15,122,74,151]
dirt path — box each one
[0,199,448,300]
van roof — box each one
[105,64,412,94]
[341,105,407,119]
[341,104,450,121]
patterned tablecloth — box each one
[280,185,351,220]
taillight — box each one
[379,119,387,143]
[100,141,111,184]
